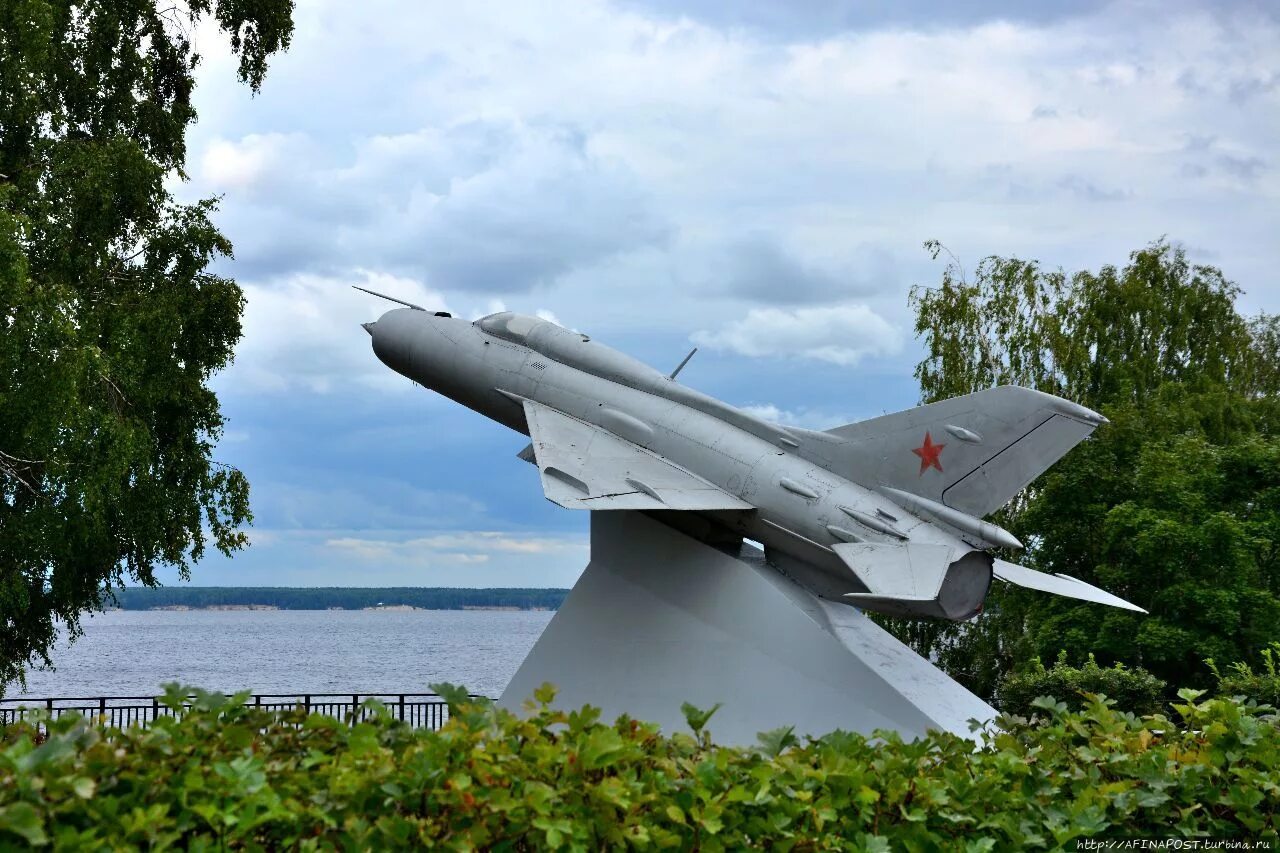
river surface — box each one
[5,609,555,700]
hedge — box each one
[1,683,1277,850]
[1210,643,1280,709]
[999,652,1167,717]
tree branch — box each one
[0,449,45,497]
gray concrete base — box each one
[499,512,995,745]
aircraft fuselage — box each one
[367,307,988,614]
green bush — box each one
[2,683,1277,850]
[1209,643,1280,707]
[999,652,1167,717]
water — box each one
[6,609,555,700]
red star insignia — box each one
[912,431,945,475]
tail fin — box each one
[812,386,1106,518]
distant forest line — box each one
[107,587,569,611]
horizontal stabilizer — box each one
[992,559,1146,613]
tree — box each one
[888,239,1280,698]
[0,0,294,691]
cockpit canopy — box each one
[476,312,591,343]
[475,309,676,388]
[473,311,799,447]
[476,312,540,343]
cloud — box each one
[701,238,896,304]
[175,524,591,587]
[182,0,1280,372]
[1216,154,1267,182]
[324,531,589,567]
[228,270,448,394]
[164,0,1280,590]
[1227,72,1279,103]
[325,538,490,564]
[618,0,1119,39]
[195,120,670,291]
[200,132,312,190]
[737,403,791,423]
[405,532,586,554]
[249,481,487,532]
[1056,174,1128,202]
[1175,135,1269,186]
[736,403,853,430]
[692,304,901,366]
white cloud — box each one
[324,531,589,567]
[693,305,902,366]
[184,0,1279,379]
[179,525,592,587]
[325,538,491,564]
[151,0,1280,590]
[191,120,669,291]
[737,404,853,430]
[199,132,311,190]
[738,403,790,423]
[228,270,449,393]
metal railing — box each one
[0,692,486,733]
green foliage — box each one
[1022,425,1280,690]
[912,238,1273,404]
[1,686,1277,849]
[108,586,569,611]
[999,652,1166,717]
[0,0,294,690]
[889,239,1280,699]
[1210,643,1280,708]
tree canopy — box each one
[892,239,1280,699]
[0,0,294,691]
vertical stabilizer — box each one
[808,386,1105,518]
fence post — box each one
[98,696,106,722]
[303,694,311,714]
[352,694,359,725]
[152,697,158,722]
[398,694,405,722]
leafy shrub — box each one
[999,651,1166,717]
[1,682,1277,849]
[1209,642,1280,707]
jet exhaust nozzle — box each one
[836,543,993,622]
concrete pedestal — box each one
[499,512,994,745]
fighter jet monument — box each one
[359,290,1144,743]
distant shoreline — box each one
[127,604,554,612]
[104,587,568,612]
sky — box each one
[167,0,1279,589]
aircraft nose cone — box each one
[361,321,376,336]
